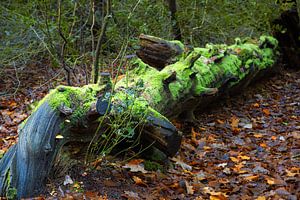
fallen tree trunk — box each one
[0,35,279,198]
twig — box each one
[58,0,72,85]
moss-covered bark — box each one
[0,35,278,198]
[120,35,278,119]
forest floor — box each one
[0,64,299,200]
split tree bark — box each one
[0,34,279,198]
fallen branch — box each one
[0,34,279,198]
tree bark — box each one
[166,0,182,40]
[92,0,111,83]
[0,34,279,198]
[296,0,300,23]
[136,34,184,69]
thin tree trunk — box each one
[92,0,111,84]
[296,0,300,23]
[166,0,182,40]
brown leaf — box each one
[171,157,192,171]
[238,155,250,160]
[230,157,239,163]
[244,175,260,181]
[216,119,225,124]
[191,127,200,146]
[253,133,263,138]
[132,176,147,187]
[253,103,260,108]
[262,109,270,116]
[285,170,297,177]
[185,180,194,195]
[256,196,266,200]
[210,194,228,200]
[123,162,148,173]
[231,116,239,129]
[259,143,267,148]
[122,191,139,199]
[230,116,240,133]
[127,159,144,165]
[265,176,284,185]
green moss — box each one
[32,84,103,125]
[144,160,163,171]
[259,35,279,49]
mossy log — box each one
[0,35,279,198]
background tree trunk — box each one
[166,0,182,40]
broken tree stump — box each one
[0,34,279,198]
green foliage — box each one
[6,187,17,200]
[177,1,281,45]
[0,0,283,79]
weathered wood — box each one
[136,34,184,69]
[0,34,279,198]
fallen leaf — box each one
[266,177,275,185]
[210,194,227,200]
[253,103,260,108]
[254,133,263,138]
[243,123,253,129]
[265,177,283,185]
[127,159,144,165]
[191,127,200,145]
[185,180,194,195]
[217,119,225,124]
[285,169,299,177]
[260,143,267,148]
[256,196,266,200]
[123,191,139,199]
[123,162,148,173]
[217,163,227,168]
[231,116,239,127]
[271,136,277,140]
[262,109,270,116]
[244,175,259,181]
[203,187,228,199]
[171,157,193,171]
[230,157,239,163]
[223,168,231,175]
[132,176,147,187]
[238,155,250,160]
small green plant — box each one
[87,81,149,161]
[6,187,17,200]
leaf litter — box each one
[0,66,299,199]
